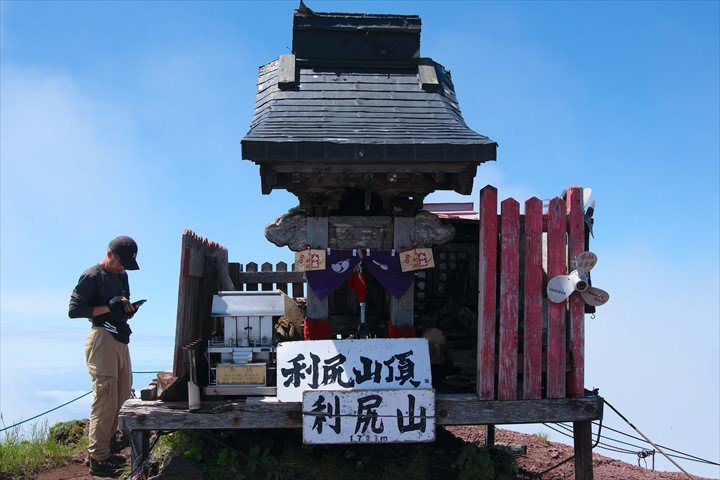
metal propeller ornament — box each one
[546,251,610,306]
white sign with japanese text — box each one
[276,338,432,402]
[302,389,436,444]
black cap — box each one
[109,236,139,270]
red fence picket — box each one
[477,186,498,400]
[567,187,586,397]
[523,197,543,399]
[498,198,520,400]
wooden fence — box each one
[173,230,230,377]
[477,185,587,401]
[228,261,305,297]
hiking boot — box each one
[89,455,125,478]
[86,452,126,467]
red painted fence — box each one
[477,185,588,400]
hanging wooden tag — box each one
[295,249,326,272]
[400,247,435,272]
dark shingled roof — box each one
[241,9,496,165]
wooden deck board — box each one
[119,395,603,431]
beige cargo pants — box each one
[85,327,132,461]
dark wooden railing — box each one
[228,261,305,297]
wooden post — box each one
[573,420,594,480]
[307,216,328,319]
[477,186,498,400]
[498,198,520,400]
[546,197,567,398]
[484,424,496,447]
[567,187,586,397]
[523,197,543,399]
[127,429,149,477]
[390,216,415,327]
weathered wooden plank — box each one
[119,398,302,430]
[140,383,157,401]
[183,247,205,278]
[277,54,296,88]
[477,186,498,400]
[214,251,235,291]
[118,395,603,430]
[418,62,439,92]
[297,71,418,84]
[306,217,329,319]
[175,231,227,376]
[498,198,520,400]
[523,197,544,399]
[261,89,442,102]
[567,187,586,398]
[254,108,458,121]
[328,215,394,250]
[391,216,415,327]
[435,395,603,425]
[287,81,420,92]
[253,97,450,109]
[546,197,567,398]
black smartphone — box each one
[131,299,147,308]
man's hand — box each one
[108,296,126,313]
[108,296,137,315]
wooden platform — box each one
[119,394,603,475]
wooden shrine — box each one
[120,6,605,480]
[241,7,496,329]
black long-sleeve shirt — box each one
[69,264,132,344]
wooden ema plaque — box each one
[400,248,435,272]
[294,249,326,272]
[216,364,266,385]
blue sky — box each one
[1,0,718,476]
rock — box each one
[149,455,204,480]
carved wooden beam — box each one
[265,210,455,251]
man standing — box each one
[69,236,141,477]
